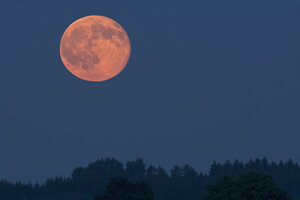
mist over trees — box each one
[0,157,299,200]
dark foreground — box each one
[0,158,299,200]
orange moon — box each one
[60,15,131,82]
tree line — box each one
[0,157,299,200]
[95,172,291,200]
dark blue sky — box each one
[1,0,300,182]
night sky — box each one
[1,0,300,182]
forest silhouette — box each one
[0,157,299,200]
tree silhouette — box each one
[125,159,146,181]
[95,177,153,200]
[1,157,300,200]
[203,172,292,200]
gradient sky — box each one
[1,0,300,182]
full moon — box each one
[60,15,131,82]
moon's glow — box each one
[60,15,131,82]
